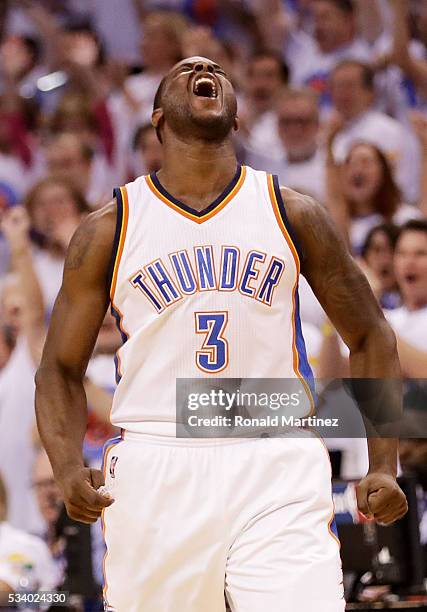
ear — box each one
[152,108,164,130]
[233,116,240,133]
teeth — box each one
[193,75,217,97]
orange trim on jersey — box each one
[145,166,247,224]
[110,186,129,302]
[102,433,124,608]
[316,435,342,549]
[267,174,315,416]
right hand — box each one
[59,467,114,524]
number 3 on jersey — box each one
[195,312,229,373]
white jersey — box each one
[109,165,314,432]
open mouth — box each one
[379,266,390,279]
[404,273,418,284]
[351,174,365,188]
[192,74,218,99]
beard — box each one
[162,93,237,143]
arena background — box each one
[0,0,427,610]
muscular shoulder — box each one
[279,186,343,269]
[65,199,117,272]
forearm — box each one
[367,438,398,477]
[392,0,411,68]
[349,322,401,476]
[391,0,427,88]
[35,365,88,481]
[355,0,383,45]
[22,2,66,70]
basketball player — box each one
[35,57,408,612]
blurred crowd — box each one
[0,0,427,608]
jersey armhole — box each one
[269,175,305,265]
[108,186,129,302]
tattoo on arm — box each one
[65,221,97,271]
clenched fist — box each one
[356,472,408,525]
[58,467,114,524]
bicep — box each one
[43,283,108,377]
[286,190,385,349]
[41,205,116,377]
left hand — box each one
[356,472,408,525]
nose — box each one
[194,62,215,74]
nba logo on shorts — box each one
[110,456,118,478]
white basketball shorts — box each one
[101,432,345,612]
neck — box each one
[320,32,353,54]
[287,146,317,164]
[157,138,238,212]
[342,106,370,124]
[350,198,374,216]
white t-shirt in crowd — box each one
[298,275,327,329]
[286,31,371,100]
[386,305,427,350]
[333,109,420,204]
[0,154,32,204]
[0,339,43,535]
[244,111,283,160]
[244,147,326,204]
[87,154,118,209]
[275,148,326,203]
[108,72,163,182]
[32,249,64,316]
[0,522,57,592]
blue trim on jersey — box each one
[150,164,242,218]
[101,434,123,471]
[330,517,339,541]
[101,433,123,608]
[110,305,129,384]
[107,187,124,294]
[295,287,317,404]
[272,175,305,263]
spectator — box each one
[326,137,421,254]
[44,132,113,209]
[108,11,187,177]
[329,60,419,203]
[131,124,163,178]
[248,87,326,202]
[286,0,370,102]
[239,50,289,159]
[24,176,90,312]
[0,207,46,534]
[49,91,116,171]
[0,34,44,98]
[410,110,427,219]
[0,471,56,596]
[31,449,64,581]
[386,220,427,350]
[360,223,401,310]
[31,450,101,608]
[387,0,427,117]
